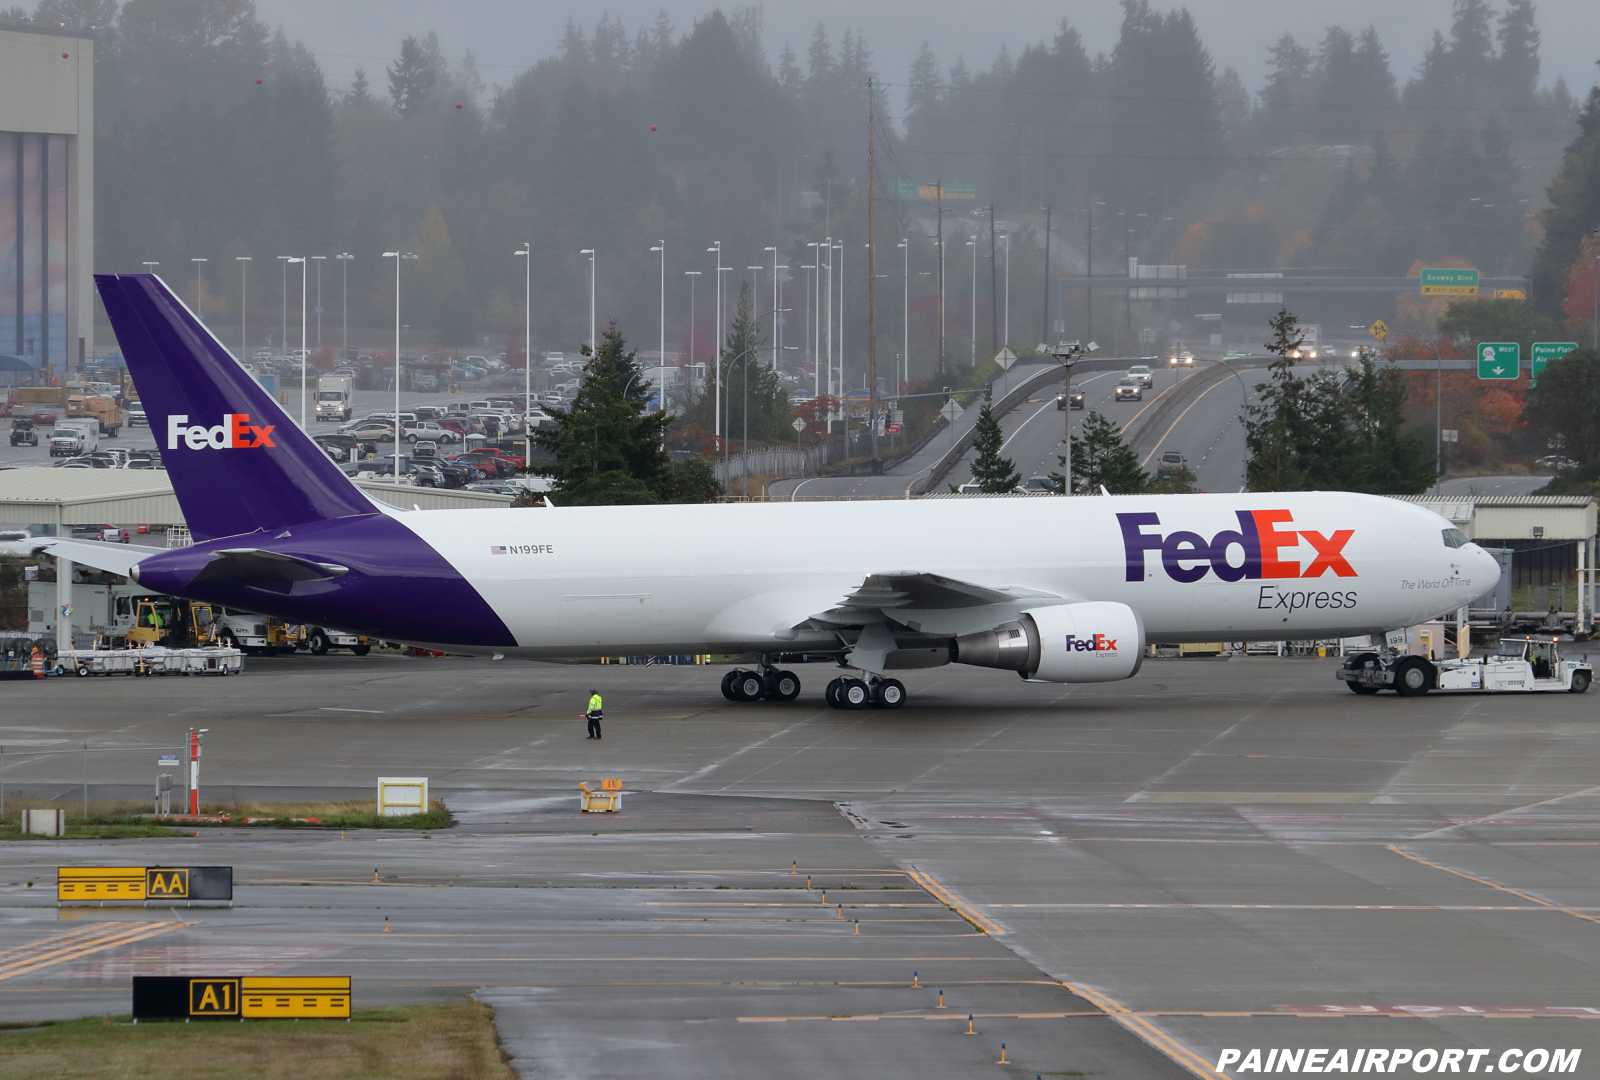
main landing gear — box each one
[721,667,801,702]
[824,675,905,710]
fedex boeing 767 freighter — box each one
[45,273,1501,708]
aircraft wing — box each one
[809,571,1074,637]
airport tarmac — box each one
[3,654,1599,1077]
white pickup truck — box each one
[1339,637,1592,696]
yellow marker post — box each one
[998,1043,1009,1064]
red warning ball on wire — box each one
[255,77,263,84]
[455,102,463,109]
[61,52,69,59]
[650,124,657,131]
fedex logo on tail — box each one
[1065,633,1118,653]
[167,414,276,451]
[1118,510,1355,583]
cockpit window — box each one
[1442,528,1468,548]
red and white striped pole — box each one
[188,728,202,815]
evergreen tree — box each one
[968,404,1020,492]
[1531,86,1600,318]
[1496,0,1541,110]
[1245,308,1311,491]
[388,34,440,116]
[676,282,790,448]
[535,324,669,505]
[906,42,941,118]
[1325,350,1435,493]
[345,68,372,106]
[1523,348,1600,465]
[1049,411,1150,494]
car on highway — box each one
[1535,455,1579,471]
[1168,353,1194,368]
[1057,391,1084,410]
[1156,450,1188,474]
[1114,377,1142,401]
[1127,364,1153,387]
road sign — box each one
[1495,289,1526,300]
[886,423,901,434]
[134,975,351,1020]
[158,754,180,766]
[994,347,1017,370]
[1368,320,1389,342]
[791,417,806,432]
[1531,342,1578,386]
[1421,268,1479,296]
[1477,342,1519,380]
[1442,429,1459,443]
[939,400,963,422]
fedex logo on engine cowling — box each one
[1118,510,1355,583]
[1064,633,1118,653]
[167,414,276,451]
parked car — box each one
[126,402,148,426]
[346,421,396,442]
[1114,378,1142,401]
[402,420,458,444]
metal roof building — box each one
[0,467,514,530]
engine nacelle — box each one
[953,601,1145,683]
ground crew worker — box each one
[584,689,603,739]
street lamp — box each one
[311,255,326,350]
[651,242,665,413]
[515,243,532,465]
[285,258,307,427]
[966,238,976,367]
[898,239,909,393]
[579,249,595,357]
[1001,229,1010,348]
[382,251,417,484]
[708,241,723,440]
[191,258,208,322]
[684,271,701,389]
[276,256,293,356]
[764,246,779,368]
[234,257,250,362]
[141,261,159,273]
[335,253,353,354]
[806,242,820,402]
[1038,339,1100,492]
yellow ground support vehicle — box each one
[126,598,217,648]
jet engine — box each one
[952,601,1145,683]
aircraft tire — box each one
[734,671,765,701]
[721,669,742,701]
[872,679,906,709]
[766,670,801,701]
[825,677,844,708]
[1393,657,1433,697]
[839,678,871,709]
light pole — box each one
[684,271,701,391]
[336,253,353,354]
[823,238,833,431]
[141,261,158,274]
[234,257,250,361]
[312,255,326,350]
[514,243,532,465]
[1039,340,1099,492]
[579,249,596,357]
[651,242,665,413]
[1002,230,1010,347]
[707,241,723,444]
[806,242,820,402]
[285,258,307,427]
[1176,355,1252,490]
[382,251,417,484]
[191,258,207,322]
[764,245,779,368]
[966,238,976,367]
[898,239,908,393]
[276,256,292,355]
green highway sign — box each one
[1531,341,1578,386]
[1476,342,1519,380]
[1421,268,1480,296]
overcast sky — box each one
[256,0,1597,111]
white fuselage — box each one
[395,491,1498,657]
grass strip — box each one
[0,799,452,839]
[0,1002,513,1079]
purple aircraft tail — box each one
[96,273,375,542]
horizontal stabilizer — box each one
[188,548,350,586]
[34,538,166,579]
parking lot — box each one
[3,653,1599,1076]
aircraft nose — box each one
[1473,545,1501,591]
